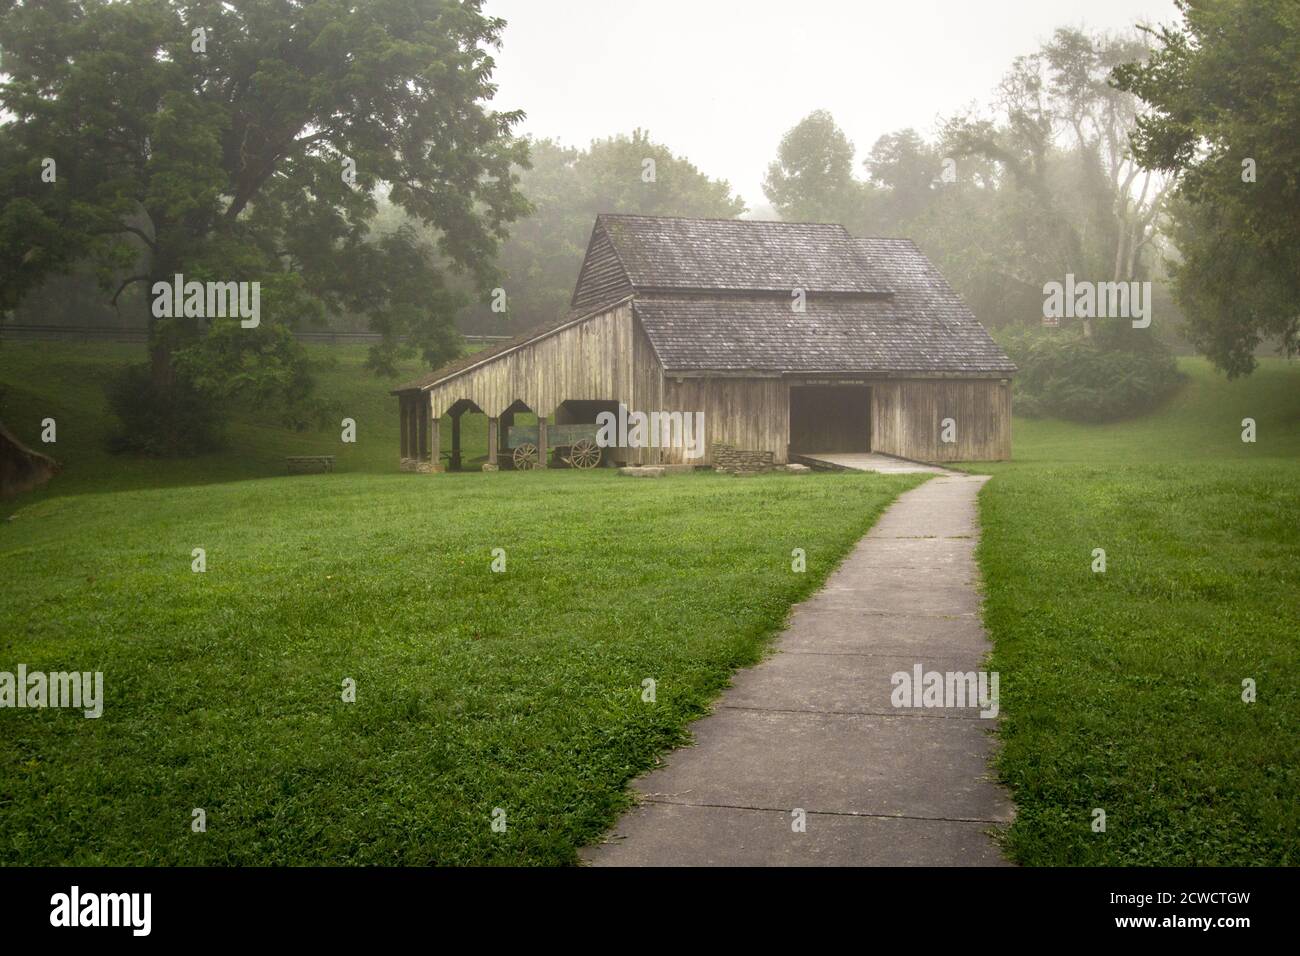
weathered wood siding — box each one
[628,318,789,465]
[870,378,1011,462]
[658,377,790,465]
[626,316,664,465]
[425,303,635,419]
[571,226,634,311]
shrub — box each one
[998,328,1185,422]
[106,363,225,457]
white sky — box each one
[485,0,1182,213]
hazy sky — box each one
[485,0,1182,214]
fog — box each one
[488,0,1181,208]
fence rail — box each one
[0,323,511,346]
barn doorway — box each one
[788,385,871,455]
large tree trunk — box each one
[145,272,174,391]
[150,340,174,390]
[0,421,61,498]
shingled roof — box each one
[574,214,887,306]
[397,217,1013,392]
[634,236,1014,375]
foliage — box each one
[0,340,429,507]
[426,131,746,334]
[1113,0,1300,376]
[0,0,529,449]
[105,362,225,457]
[762,110,873,229]
[765,29,1177,340]
[998,326,1184,422]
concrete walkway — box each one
[795,451,953,475]
[582,473,1013,866]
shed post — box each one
[500,409,515,462]
[398,397,408,461]
[417,398,429,461]
[408,399,419,464]
[537,416,548,470]
[486,418,499,468]
[450,410,462,471]
[427,396,441,472]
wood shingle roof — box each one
[584,214,888,299]
[632,236,1015,375]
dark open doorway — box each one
[788,385,871,454]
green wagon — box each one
[505,423,604,470]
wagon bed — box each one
[506,423,603,470]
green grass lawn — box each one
[964,358,1300,865]
[3,341,1297,866]
[1,340,923,864]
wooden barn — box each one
[392,214,1015,471]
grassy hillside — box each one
[966,358,1300,865]
[0,341,414,500]
[0,340,501,510]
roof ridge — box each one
[596,212,853,231]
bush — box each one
[106,363,225,457]
[998,328,1185,422]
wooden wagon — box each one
[506,423,603,470]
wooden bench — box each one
[286,455,336,474]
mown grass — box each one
[964,358,1300,865]
[0,339,923,864]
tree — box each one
[763,110,871,228]
[1043,28,1175,289]
[861,129,945,228]
[1114,0,1300,375]
[0,0,529,449]
[941,29,1175,343]
[458,130,746,333]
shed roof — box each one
[590,214,888,297]
[634,237,1015,375]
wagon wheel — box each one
[568,438,602,470]
[512,442,539,470]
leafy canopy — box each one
[0,0,530,428]
[1114,0,1300,375]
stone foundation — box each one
[711,443,775,475]
[399,457,439,474]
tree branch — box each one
[110,274,150,306]
[94,225,157,252]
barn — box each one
[392,214,1015,471]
